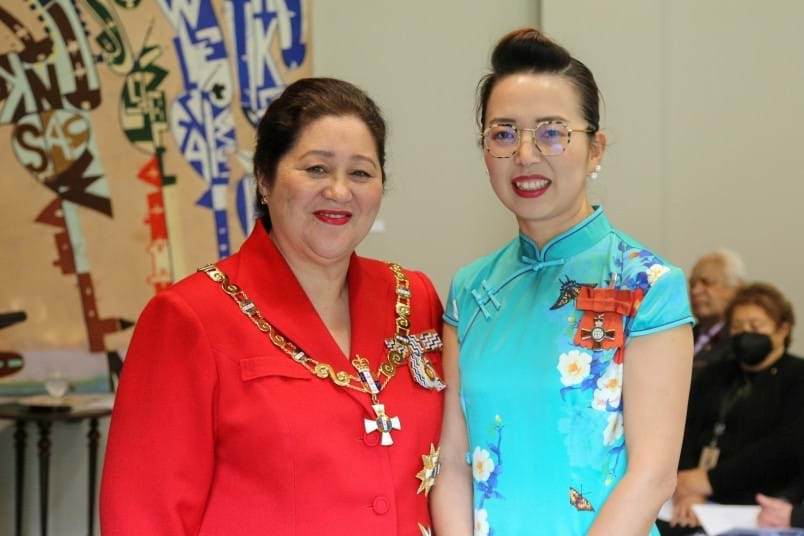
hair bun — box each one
[491,28,571,74]
[476,27,601,132]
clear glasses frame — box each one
[481,120,596,158]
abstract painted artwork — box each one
[0,0,311,393]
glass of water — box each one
[44,369,70,399]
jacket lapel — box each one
[232,224,394,415]
[234,224,347,370]
[348,256,395,374]
[347,255,397,416]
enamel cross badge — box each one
[364,404,401,446]
[573,285,643,363]
[580,313,617,350]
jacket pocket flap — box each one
[240,356,313,382]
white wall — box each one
[542,0,804,355]
[315,1,535,295]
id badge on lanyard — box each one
[698,421,725,470]
[699,445,721,470]
[698,379,750,470]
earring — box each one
[589,164,602,181]
[261,195,269,205]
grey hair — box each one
[699,248,747,287]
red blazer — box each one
[101,224,444,535]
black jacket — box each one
[679,353,804,504]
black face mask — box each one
[731,332,773,366]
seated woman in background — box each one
[101,78,446,535]
[664,282,804,533]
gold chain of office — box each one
[198,262,414,403]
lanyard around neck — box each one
[709,374,752,447]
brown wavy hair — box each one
[726,282,795,349]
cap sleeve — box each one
[629,265,694,338]
[443,273,461,328]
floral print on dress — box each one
[472,415,504,536]
[473,447,495,482]
[448,208,693,534]
[603,411,624,446]
[557,248,669,484]
[615,244,669,294]
[557,350,592,386]
[474,508,489,536]
[647,263,670,285]
[559,349,609,399]
[592,361,623,411]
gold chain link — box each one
[199,262,413,399]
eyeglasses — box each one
[481,120,596,158]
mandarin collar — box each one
[518,206,611,262]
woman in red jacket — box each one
[101,78,445,535]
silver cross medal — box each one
[365,404,401,446]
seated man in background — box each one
[689,249,746,375]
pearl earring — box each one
[262,195,269,205]
[589,164,602,181]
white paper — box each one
[657,499,674,522]
[691,503,760,535]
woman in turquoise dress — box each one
[431,29,694,535]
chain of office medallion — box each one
[199,263,413,396]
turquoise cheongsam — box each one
[445,207,693,536]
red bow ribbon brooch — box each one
[573,287,644,364]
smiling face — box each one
[483,73,606,245]
[259,115,384,267]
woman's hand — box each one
[675,468,713,498]
[756,493,793,528]
[670,493,706,527]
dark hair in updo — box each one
[477,28,601,134]
[253,77,387,229]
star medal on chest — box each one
[200,261,416,447]
[415,443,441,496]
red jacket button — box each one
[372,496,390,515]
[363,431,379,447]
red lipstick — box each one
[314,210,352,225]
[511,175,552,198]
